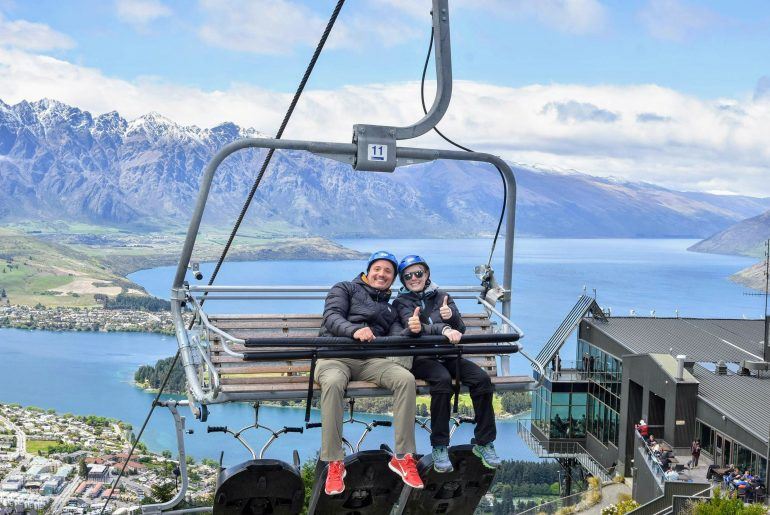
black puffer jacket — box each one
[393,283,466,336]
[320,274,405,338]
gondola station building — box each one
[520,296,770,505]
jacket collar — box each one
[398,281,439,299]
[354,273,392,301]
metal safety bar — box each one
[188,285,484,302]
[185,285,483,301]
[244,333,520,347]
[187,296,241,375]
[243,344,520,361]
[476,295,524,337]
[187,285,485,293]
[476,295,545,386]
[192,294,484,300]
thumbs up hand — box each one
[408,307,422,334]
[439,295,452,320]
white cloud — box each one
[115,0,172,26]
[638,0,719,42]
[523,0,607,35]
[196,0,423,55]
[194,0,605,56]
[2,47,770,196]
[377,0,608,35]
[0,13,74,51]
[197,0,327,55]
[370,0,430,20]
[455,0,607,35]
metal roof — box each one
[648,354,697,383]
[536,294,605,366]
[587,317,765,363]
[691,363,770,446]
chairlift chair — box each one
[135,1,547,513]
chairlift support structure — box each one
[134,1,545,513]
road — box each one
[0,412,28,460]
[50,477,82,514]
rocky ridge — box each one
[2,98,770,238]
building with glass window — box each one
[520,296,770,505]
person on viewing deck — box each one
[664,467,680,481]
[316,251,424,496]
[392,255,500,473]
[636,419,649,438]
[688,438,701,469]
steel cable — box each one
[419,27,507,268]
[99,351,179,514]
[101,3,346,512]
[201,0,346,311]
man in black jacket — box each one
[393,255,500,473]
[316,251,424,496]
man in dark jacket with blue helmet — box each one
[316,251,424,496]
[393,254,500,473]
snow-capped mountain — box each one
[1,98,769,238]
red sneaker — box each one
[388,454,424,489]
[324,460,346,496]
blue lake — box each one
[0,238,760,467]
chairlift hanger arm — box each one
[171,138,516,298]
[395,0,452,140]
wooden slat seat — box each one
[216,376,533,399]
[201,312,531,400]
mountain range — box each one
[689,210,770,257]
[2,98,770,239]
[688,210,770,291]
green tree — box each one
[300,455,318,515]
[550,481,560,495]
[134,356,187,394]
[691,488,766,515]
[149,481,176,503]
[78,459,88,478]
[498,392,531,415]
[201,458,219,468]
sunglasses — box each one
[403,270,425,281]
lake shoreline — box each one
[133,380,530,421]
[0,304,177,334]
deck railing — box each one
[516,418,613,483]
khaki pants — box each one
[316,358,416,462]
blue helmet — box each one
[398,255,430,282]
[367,251,398,273]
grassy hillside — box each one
[0,227,131,307]
[0,221,366,307]
[689,210,770,258]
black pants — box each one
[411,357,496,447]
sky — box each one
[1,0,770,196]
